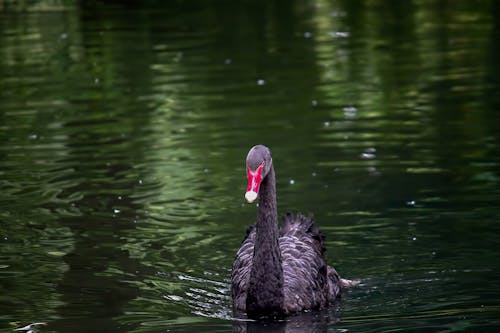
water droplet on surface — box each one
[94,78,100,84]
[224,58,232,65]
[138,179,143,184]
[113,209,120,214]
[289,179,295,185]
[311,100,318,107]
[117,196,122,200]
[329,31,350,38]
[28,134,38,140]
[329,10,346,17]
[343,106,357,118]
[323,121,330,127]
[257,79,265,86]
[360,153,376,159]
[303,31,312,38]
[406,200,416,206]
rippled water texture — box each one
[0,1,499,332]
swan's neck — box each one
[246,166,284,317]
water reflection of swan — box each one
[231,145,357,319]
[232,306,340,333]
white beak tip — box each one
[245,191,258,203]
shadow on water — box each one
[50,146,146,332]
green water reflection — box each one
[0,0,498,332]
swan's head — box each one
[245,145,273,203]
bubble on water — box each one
[360,153,376,159]
[28,133,38,140]
[257,79,265,86]
[328,31,350,38]
[289,179,295,185]
[224,58,232,65]
[60,33,68,40]
[329,11,346,18]
[406,200,416,206]
[138,179,143,184]
[94,78,100,84]
[323,121,330,127]
[312,172,317,177]
[113,209,120,214]
[311,100,318,107]
[343,106,357,118]
[117,196,122,200]
[303,31,313,38]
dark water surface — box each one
[1,1,499,332]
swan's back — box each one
[231,213,340,315]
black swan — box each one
[231,145,355,319]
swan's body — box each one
[231,145,346,319]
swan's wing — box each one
[280,213,339,312]
[231,225,255,311]
[280,212,325,255]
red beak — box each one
[245,162,264,203]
